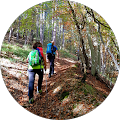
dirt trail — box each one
[1,57,111,119]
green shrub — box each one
[60,91,69,101]
[59,49,77,61]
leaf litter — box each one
[1,57,111,119]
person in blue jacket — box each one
[47,41,59,78]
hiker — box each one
[26,42,46,104]
[46,41,59,78]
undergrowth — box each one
[0,42,31,63]
[60,91,69,101]
[1,42,78,63]
[59,49,77,61]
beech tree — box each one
[6,0,119,83]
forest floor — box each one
[1,55,111,119]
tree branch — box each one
[67,0,89,68]
[85,6,111,29]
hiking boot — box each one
[51,73,54,76]
[37,86,42,95]
[29,98,34,104]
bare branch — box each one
[85,6,111,29]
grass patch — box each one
[73,104,77,109]
[83,89,88,96]
[1,42,31,63]
[59,49,77,61]
[91,98,96,103]
[85,84,96,96]
[94,102,100,107]
[60,91,69,101]
[1,42,78,63]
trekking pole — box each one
[45,70,48,102]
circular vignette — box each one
[0,0,117,119]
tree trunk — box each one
[97,35,101,73]
[24,33,28,45]
[38,3,43,44]
[24,29,28,45]
[101,44,104,73]
[16,16,21,40]
[44,4,48,44]
[40,9,43,44]
[8,27,13,42]
[98,23,119,71]
[62,23,65,49]
[67,1,89,69]
[36,9,39,41]
[79,41,85,67]
[48,8,52,42]
[86,24,96,76]
[30,29,34,43]
[52,14,56,45]
[42,10,44,45]
[56,17,60,47]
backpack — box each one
[28,50,41,66]
[36,47,43,64]
[37,47,43,57]
[46,43,54,54]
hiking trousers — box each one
[47,54,55,75]
[28,69,43,99]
